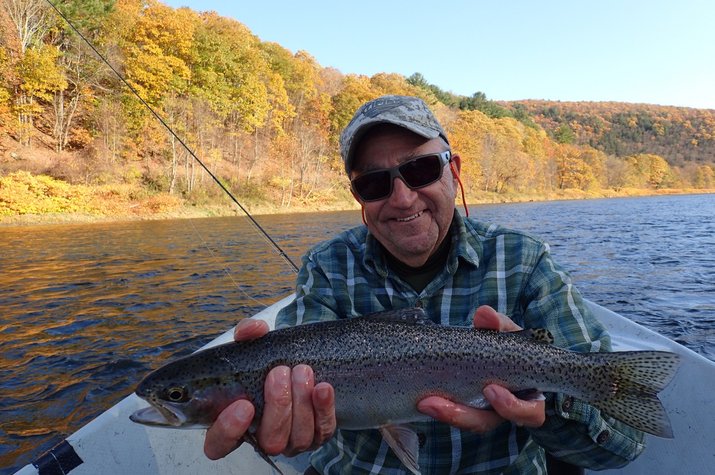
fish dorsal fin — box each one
[514,328,554,344]
[379,425,421,475]
[363,308,433,325]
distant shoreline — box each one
[2,188,712,228]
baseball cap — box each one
[339,95,449,175]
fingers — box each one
[285,365,316,454]
[417,396,505,433]
[473,305,522,332]
[234,318,269,341]
[258,366,337,457]
[484,384,545,428]
[257,366,293,455]
[417,385,546,433]
[312,382,336,445]
[204,399,255,460]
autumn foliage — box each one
[1,0,713,220]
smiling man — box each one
[205,96,646,474]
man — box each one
[204,96,645,473]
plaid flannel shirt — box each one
[276,212,645,474]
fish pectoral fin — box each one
[243,432,284,475]
[514,328,554,344]
[379,425,421,475]
[512,389,545,402]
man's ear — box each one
[351,190,368,225]
[449,153,469,217]
[449,153,462,178]
[350,187,362,204]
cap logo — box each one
[360,96,405,118]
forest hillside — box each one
[1,0,713,223]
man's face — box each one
[351,125,461,268]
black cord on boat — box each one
[45,0,300,274]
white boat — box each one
[14,297,715,475]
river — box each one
[1,194,714,473]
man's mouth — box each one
[396,211,423,222]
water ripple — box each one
[1,196,714,473]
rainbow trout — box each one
[130,308,680,474]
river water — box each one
[1,194,714,473]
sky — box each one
[163,0,715,110]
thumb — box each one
[234,318,269,342]
[473,305,521,332]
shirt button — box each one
[597,430,611,444]
[562,396,574,412]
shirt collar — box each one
[448,211,482,272]
[363,210,482,277]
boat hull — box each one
[14,297,715,475]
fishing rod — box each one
[45,0,300,274]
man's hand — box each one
[203,319,337,460]
[417,305,546,432]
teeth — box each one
[397,211,422,222]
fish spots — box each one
[133,311,679,437]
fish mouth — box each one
[130,402,187,427]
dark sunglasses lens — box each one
[400,155,443,188]
[352,171,391,200]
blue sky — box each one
[164,0,714,109]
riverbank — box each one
[2,183,712,227]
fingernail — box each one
[315,384,331,402]
[292,365,312,385]
[234,319,255,336]
[235,401,253,422]
[418,402,439,418]
[484,386,497,401]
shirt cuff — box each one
[531,393,646,465]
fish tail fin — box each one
[592,351,680,438]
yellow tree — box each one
[625,153,672,188]
[289,52,335,193]
[554,144,597,190]
[694,164,714,188]
[330,74,378,143]
[190,13,290,189]
[44,0,115,153]
[644,154,672,188]
[16,44,66,145]
[117,0,201,195]
[369,72,428,99]
[521,126,554,191]
[449,111,536,194]
[193,12,272,133]
[487,117,536,193]
[578,147,608,188]
[604,156,630,190]
[1,0,54,144]
[447,109,491,193]
[266,49,333,198]
[0,0,49,55]
[0,46,13,130]
[121,0,195,132]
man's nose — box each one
[388,177,417,206]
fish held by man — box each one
[130,308,680,475]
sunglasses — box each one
[351,151,452,202]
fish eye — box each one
[167,386,187,402]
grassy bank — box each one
[1,170,712,227]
